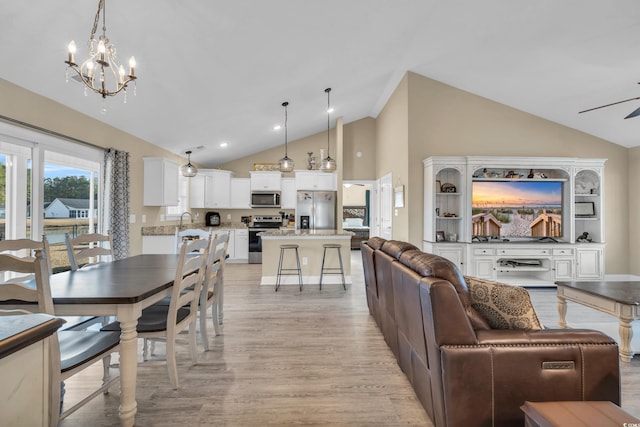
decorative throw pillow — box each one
[464,276,542,331]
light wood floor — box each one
[60,253,640,426]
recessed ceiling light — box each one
[273,125,281,131]
[219,142,228,148]
[327,108,334,113]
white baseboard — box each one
[604,273,640,281]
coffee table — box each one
[556,281,640,362]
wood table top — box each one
[555,280,640,305]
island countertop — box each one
[259,229,353,238]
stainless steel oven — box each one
[248,215,282,264]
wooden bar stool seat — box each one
[319,243,346,290]
[276,244,303,292]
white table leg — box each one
[116,307,140,427]
[557,293,568,328]
[619,317,635,362]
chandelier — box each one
[279,101,295,172]
[181,151,198,178]
[320,88,337,172]
[65,0,137,101]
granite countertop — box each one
[142,222,248,236]
[259,229,354,238]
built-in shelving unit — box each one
[423,156,606,286]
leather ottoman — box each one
[521,401,640,427]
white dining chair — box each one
[65,231,114,271]
[199,231,229,350]
[0,243,120,425]
[103,235,210,389]
[174,226,212,254]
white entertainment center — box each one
[423,156,606,287]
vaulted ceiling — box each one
[2,1,640,167]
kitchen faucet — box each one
[179,211,193,229]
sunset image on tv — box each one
[472,181,562,238]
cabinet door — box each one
[251,172,282,191]
[575,248,602,279]
[230,178,251,209]
[435,245,465,272]
[295,171,337,190]
[314,172,337,190]
[189,174,206,209]
[473,258,496,280]
[224,230,236,259]
[234,229,249,261]
[143,158,179,206]
[281,178,296,209]
[205,172,231,208]
[553,258,574,281]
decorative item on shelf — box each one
[435,208,440,217]
[253,163,281,171]
[441,182,457,193]
[319,88,337,172]
[278,101,294,172]
[436,179,442,191]
[307,152,316,170]
[64,0,137,107]
[577,232,593,243]
[181,151,198,177]
[447,233,458,242]
[528,169,534,178]
[505,170,521,179]
[436,231,446,242]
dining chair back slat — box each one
[65,232,114,271]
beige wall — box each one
[343,117,377,180]
[343,185,368,206]
[0,78,185,255]
[397,72,629,273]
[375,74,410,241]
[629,147,640,275]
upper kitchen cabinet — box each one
[230,178,251,209]
[190,169,233,209]
[143,158,179,206]
[250,171,282,191]
[295,171,337,191]
[280,178,296,209]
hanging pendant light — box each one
[181,150,198,177]
[279,101,295,172]
[320,88,337,172]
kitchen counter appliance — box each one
[248,215,282,263]
[251,191,281,208]
[296,191,336,230]
[205,211,221,226]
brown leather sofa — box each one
[361,237,620,427]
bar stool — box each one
[275,244,303,292]
[319,243,346,290]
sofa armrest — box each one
[439,339,620,427]
[475,328,617,345]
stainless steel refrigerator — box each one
[296,191,336,230]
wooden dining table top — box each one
[44,254,182,305]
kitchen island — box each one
[259,229,353,287]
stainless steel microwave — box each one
[251,191,281,208]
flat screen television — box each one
[471,180,563,239]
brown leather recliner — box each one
[361,238,620,427]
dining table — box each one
[3,254,184,427]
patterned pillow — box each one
[464,276,542,331]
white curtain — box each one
[101,148,130,260]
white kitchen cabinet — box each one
[250,171,282,191]
[142,235,177,254]
[281,178,297,209]
[295,170,337,191]
[143,158,179,206]
[230,178,251,209]
[234,229,249,261]
[575,246,604,280]
[190,169,233,209]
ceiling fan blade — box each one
[578,96,640,114]
[624,105,640,119]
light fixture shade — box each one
[320,155,337,172]
[181,163,198,177]
[181,151,198,177]
[279,155,295,172]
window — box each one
[0,121,103,272]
